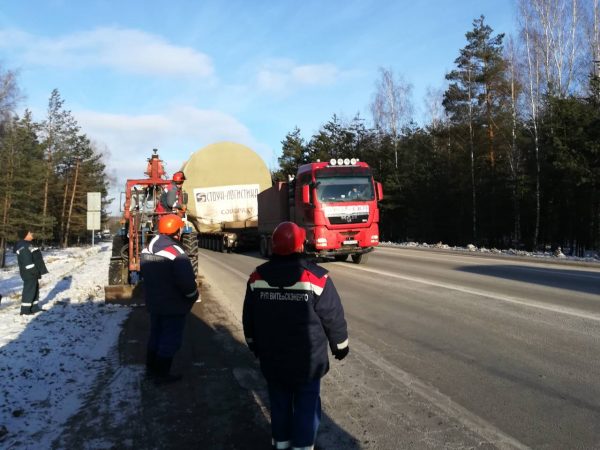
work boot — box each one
[153,356,182,385]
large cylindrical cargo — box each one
[181,142,272,250]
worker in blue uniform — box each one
[243,221,349,450]
[14,228,48,315]
[140,214,200,384]
[157,171,186,214]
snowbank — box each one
[0,243,130,448]
[381,241,600,264]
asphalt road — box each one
[197,245,600,449]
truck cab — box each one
[258,157,383,264]
[295,158,383,263]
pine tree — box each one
[0,112,47,266]
[444,15,508,244]
[276,127,307,180]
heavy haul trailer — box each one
[105,149,199,303]
[258,158,383,264]
[181,141,272,252]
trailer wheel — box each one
[351,253,369,265]
[182,232,199,275]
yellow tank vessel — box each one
[181,141,272,252]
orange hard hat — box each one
[173,171,186,183]
[158,214,184,235]
[272,222,306,256]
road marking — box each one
[199,250,530,448]
[375,247,600,278]
[352,339,530,450]
[335,263,600,322]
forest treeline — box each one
[276,2,600,255]
[0,86,111,264]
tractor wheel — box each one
[108,258,127,285]
[181,232,199,276]
[111,235,127,257]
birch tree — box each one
[423,86,447,154]
[370,67,413,170]
[521,0,584,97]
[505,37,524,244]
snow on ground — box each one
[0,238,597,448]
[0,243,131,449]
[381,241,600,264]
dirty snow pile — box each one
[0,243,131,448]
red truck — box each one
[258,158,383,264]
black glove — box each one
[333,346,349,361]
[247,342,258,358]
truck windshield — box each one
[315,176,374,202]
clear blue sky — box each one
[0,0,516,203]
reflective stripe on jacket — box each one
[140,234,199,315]
[13,240,40,280]
[242,255,348,384]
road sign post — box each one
[87,192,101,246]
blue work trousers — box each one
[267,378,321,449]
[147,314,186,358]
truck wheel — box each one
[351,253,369,265]
[334,254,348,262]
[182,233,199,275]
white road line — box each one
[375,247,600,278]
[352,339,530,450]
[200,250,530,448]
[335,263,600,322]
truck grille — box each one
[329,214,369,225]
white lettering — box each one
[324,205,369,217]
[259,291,310,302]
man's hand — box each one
[333,346,349,360]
